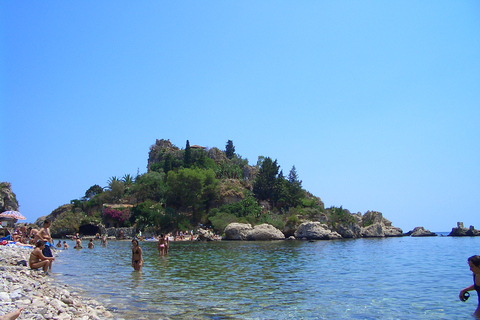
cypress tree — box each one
[253,157,280,201]
[184,140,192,168]
[163,152,173,174]
[286,165,304,207]
[225,140,235,159]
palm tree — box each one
[106,176,120,190]
[122,174,134,187]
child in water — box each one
[131,239,143,271]
[88,239,94,249]
[63,241,69,250]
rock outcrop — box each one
[197,228,217,241]
[147,139,182,171]
[105,227,136,239]
[224,223,253,240]
[405,227,437,237]
[335,213,363,238]
[449,222,480,236]
[218,179,245,205]
[246,224,285,240]
[224,210,404,241]
[359,211,403,237]
[37,204,74,232]
[224,223,285,241]
[295,222,342,240]
[0,182,19,212]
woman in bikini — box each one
[131,239,143,271]
[29,240,54,274]
[158,234,166,255]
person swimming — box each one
[131,239,143,271]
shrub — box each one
[103,206,131,224]
[80,212,102,226]
[286,214,300,227]
[328,206,355,226]
[209,212,238,232]
[217,193,262,218]
[302,197,320,209]
[258,213,284,230]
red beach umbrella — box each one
[0,211,26,220]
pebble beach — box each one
[0,245,114,320]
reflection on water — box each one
[54,237,480,319]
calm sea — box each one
[52,234,480,320]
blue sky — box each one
[1,1,479,232]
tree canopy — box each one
[55,139,319,236]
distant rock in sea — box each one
[448,222,480,236]
[405,226,437,237]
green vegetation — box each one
[327,206,356,228]
[52,139,362,236]
[51,211,84,236]
[225,140,235,159]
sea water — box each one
[53,234,480,319]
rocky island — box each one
[4,139,480,244]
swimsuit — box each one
[474,274,480,305]
[42,244,53,257]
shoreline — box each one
[0,245,114,320]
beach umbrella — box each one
[0,211,26,220]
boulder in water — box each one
[295,222,342,240]
[246,224,285,241]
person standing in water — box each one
[74,238,83,249]
[101,235,107,247]
[131,239,143,271]
[158,234,166,255]
[459,255,480,317]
